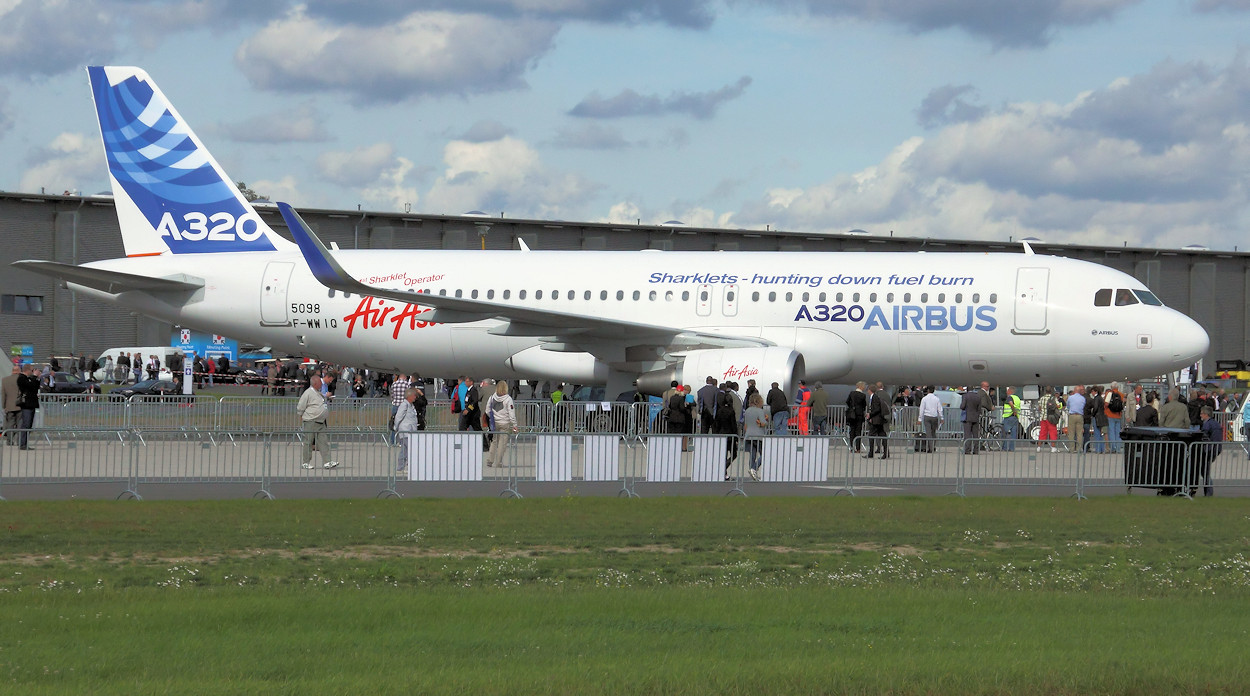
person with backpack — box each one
[1104,382,1126,453]
[1038,386,1062,452]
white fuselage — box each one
[77,248,1208,386]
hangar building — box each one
[1,191,1242,375]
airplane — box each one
[13,66,1209,400]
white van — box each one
[92,347,186,383]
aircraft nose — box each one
[1169,313,1209,364]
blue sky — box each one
[1,0,1249,248]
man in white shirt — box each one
[297,375,338,469]
[918,386,944,453]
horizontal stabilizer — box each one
[11,260,204,294]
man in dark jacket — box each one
[16,364,40,450]
[809,382,830,436]
[845,381,867,451]
[696,376,718,435]
[766,382,789,436]
[864,383,890,459]
[960,385,984,454]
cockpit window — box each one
[1133,289,1163,306]
[1094,288,1112,307]
[1114,289,1138,306]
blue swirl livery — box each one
[87,66,284,256]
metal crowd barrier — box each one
[5,426,1250,501]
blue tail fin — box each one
[87,66,293,256]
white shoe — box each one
[749,468,760,481]
[301,462,314,469]
[1050,447,1057,453]
[323,461,338,469]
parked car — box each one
[40,371,101,394]
[109,379,187,401]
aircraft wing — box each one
[278,203,770,352]
[11,260,204,294]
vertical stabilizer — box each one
[87,66,294,256]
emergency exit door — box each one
[1013,267,1049,334]
[260,261,294,326]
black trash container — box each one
[1120,426,1205,494]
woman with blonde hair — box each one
[486,380,518,467]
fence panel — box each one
[37,394,128,430]
[1081,440,1193,496]
[847,435,960,494]
[0,428,135,498]
[958,441,1079,496]
[126,395,220,431]
[130,430,271,497]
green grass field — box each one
[2,497,1249,694]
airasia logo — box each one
[343,296,439,340]
[722,364,759,381]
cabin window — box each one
[801,292,809,302]
[752,291,760,302]
[988,293,996,303]
[725,290,734,303]
[584,290,592,300]
[955,293,962,303]
[886,293,894,303]
[454,289,463,298]
[937,293,945,303]
[471,289,478,299]
[768,292,776,302]
[617,290,624,300]
[836,293,844,302]
[903,293,911,303]
[648,290,657,301]
[785,292,793,302]
[600,290,607,300]
[518,290,526,300]
[633,290,641,301]
[486,289,494,300]
[852,293,860,302]
[665,291,674,301]
[439,289,447,296]
[971,293,979,303]
[536,290,544,300]
[328,289,335,298]
[1094,289,1112,307]
[700,290,709,302]
[682,291,690,301]
[818,292,826,302]
[1115,289,1139,306]
[869,293,877,302]
[921,293,928,302]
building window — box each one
[2,295,43,315]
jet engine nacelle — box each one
[636,347,805,396]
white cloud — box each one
[0,0,115,77]
[213,101,331,143]
[423,135,600,217]
[248,175,302,204]
[315,142,420,211]
[19,132,101,194]
[732,55,1250,248]
[235,8,559,102]
[316,143,400,186]
[0,85,12,141]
